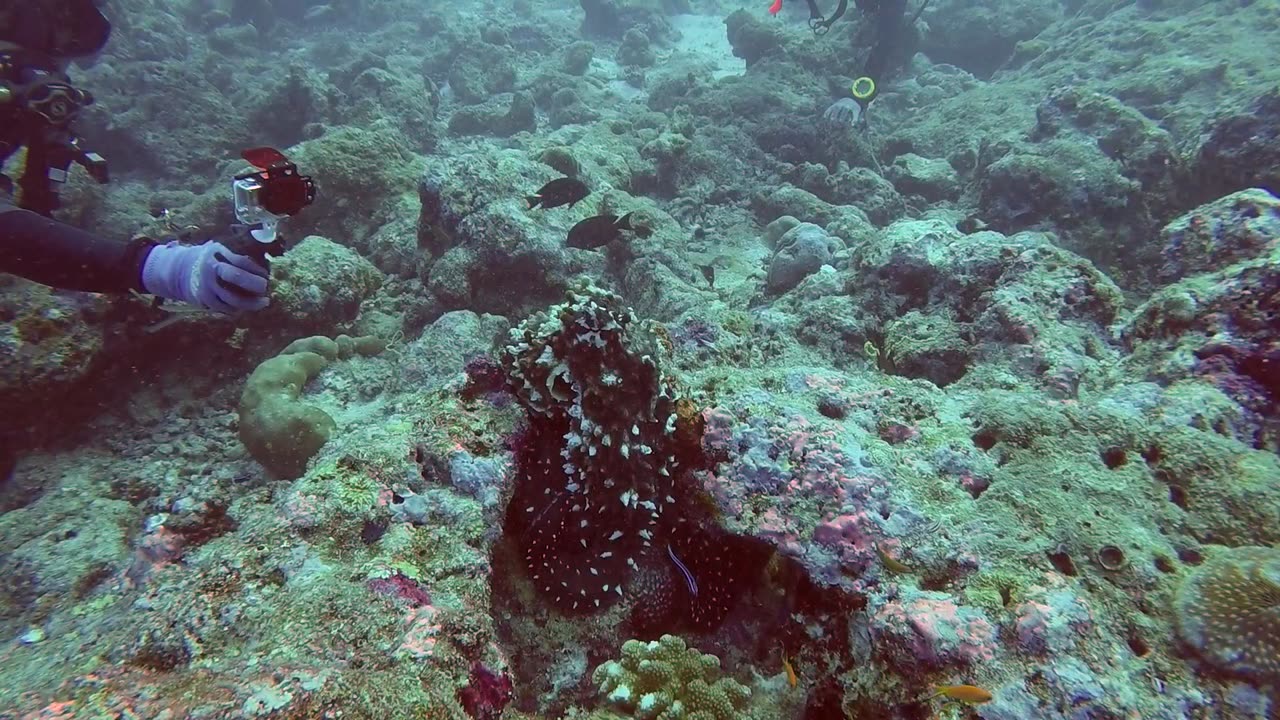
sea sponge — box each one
[1174,545,1280,682]
[238,335,385,478]
[592,635,756,720]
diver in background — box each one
[851,0,913,109]
[0,0,271,313]
[790,0,924,126]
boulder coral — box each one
[238,334,385,478]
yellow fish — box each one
[928,684,993,704]
[877,542,912,574]
[781,646,797,689]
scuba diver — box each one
[851,0,913,109]
[0,0,291,313]
[773,0,930,121]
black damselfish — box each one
[527,177,589,209]
[567,212,633,249]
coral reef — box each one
[501,286,682,613]
[6,0,1280,718]
[498,284,774,641]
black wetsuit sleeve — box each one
[0,204,154,294]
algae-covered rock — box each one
[447,42,516,104]
[783,163,905,226]
[0,280,106,439]
[766,222,840,294]
[238,335,385,478]
[562,41,595,75]
[883,308,971,387]
[417,149,586,316]
[333,66,439,152]
[264,236,385,332]
[548,87,600,129]
[0,477,135,615]
[617,27,655,68]
[1156,188,1280,283]
[399,311,510,392]
[922,0,1060,77]
[886,153,961,202]
[288,124,422,240]
[762,215,801,251]
[1194,90,1280,202]
[977,86,1186,285]
[724,9,786,66]
[447,92,537,137]
[538,146,582,177]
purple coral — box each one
[672,316,719,351]
[367,572,432,608]
[461,353,508,401]
[457,661,513,720]
[695,408,899,590]
[812,511,882,578]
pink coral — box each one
[457,661,513,720]
[22,701,77,720]
[368,572,433,607]
[871,592,998,668]
[124,527,185,586]
[281,491,324,530]
[813,511,881,575]
[877,421,918,444]
[1014,572,1093,654]
[698,408,897,591]
[701,408,737,458]
[398,605,442,659]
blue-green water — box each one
[1,1,1278,718]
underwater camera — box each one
[232,146,316,246]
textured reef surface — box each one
[2,0,1280,719]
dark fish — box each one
[956,214,988,234]
[567,212,633,249]
[527,177,589,209]
[698,264,715,288]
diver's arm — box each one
[0,201,154,293]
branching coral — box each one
[592,635,756,720]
